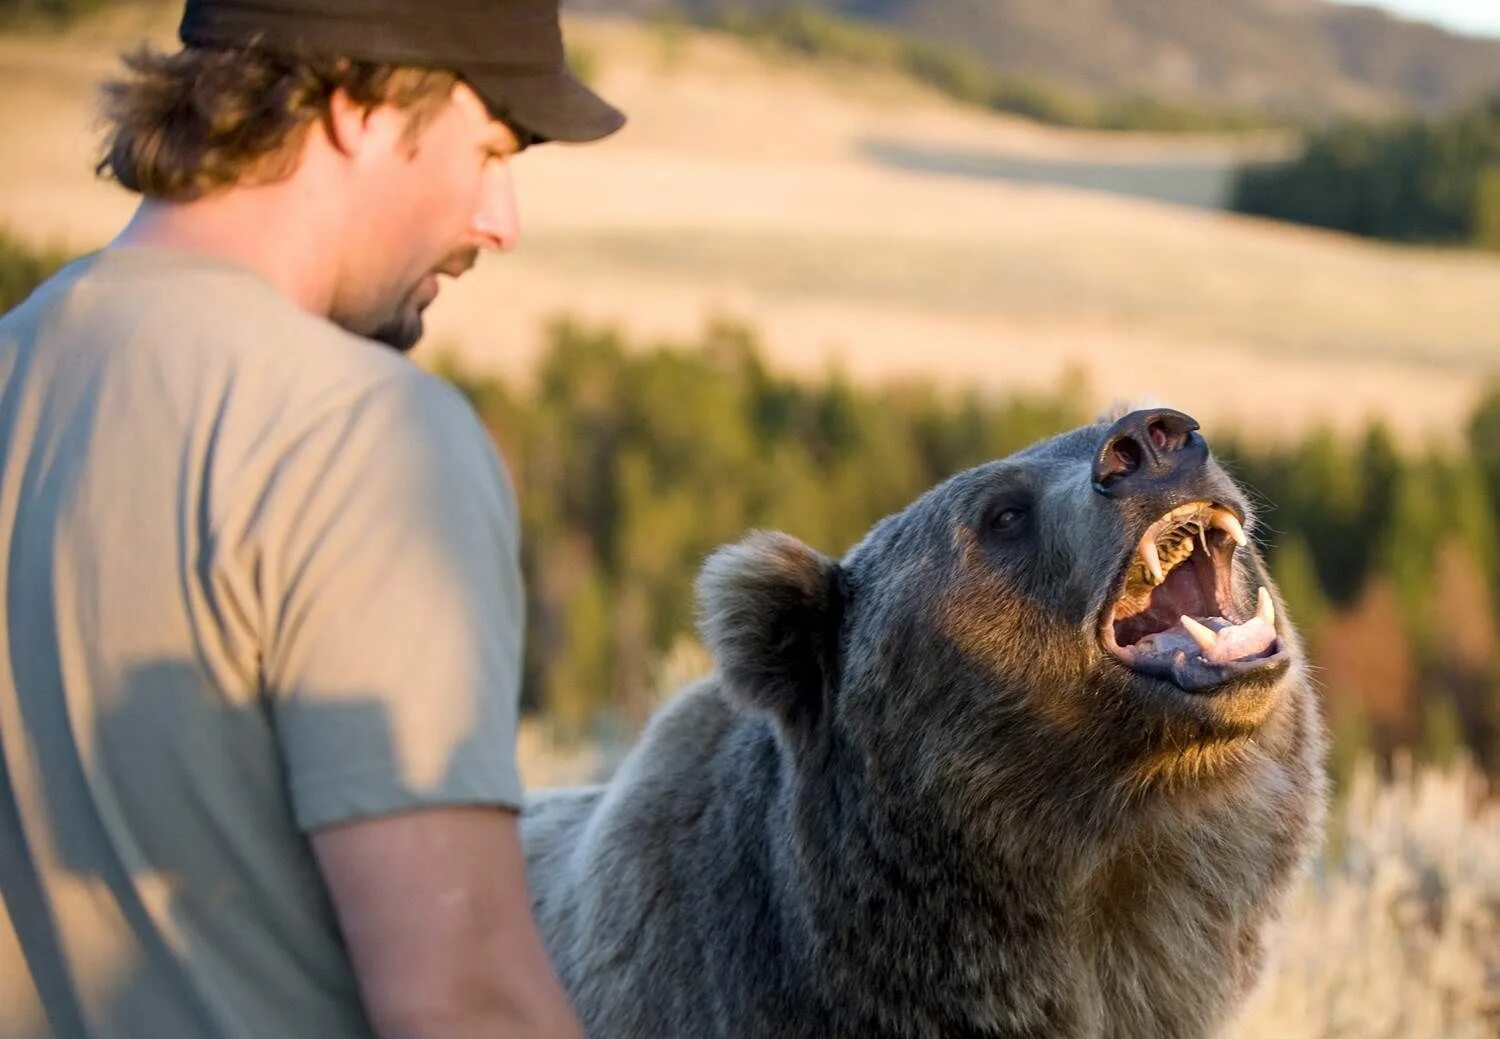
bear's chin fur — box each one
[523,478,1326,1038]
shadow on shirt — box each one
[2,657,505,1039]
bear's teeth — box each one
[1140,539,1164,585]
[1180,615,1219,654]
[1257,587,1275,627]
[1211,508,1247,547]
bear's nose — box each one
[1092,408,1207,498]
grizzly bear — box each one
[521,408,1327,1038]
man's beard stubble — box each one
[368,294,425,353]
[344,246,480,353]
[333,285,424,354]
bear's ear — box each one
[696,531,842,725]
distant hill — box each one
[567,0,1500,116]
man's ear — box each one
[324,87,378,160]
[696,531,843,727]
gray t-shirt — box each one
[0,249,526,1038]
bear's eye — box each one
[990,505,1030,537]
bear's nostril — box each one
[1147,419,1185,452]
[1111,438,1143,478]
[1093,408,1204,496]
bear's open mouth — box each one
[1102,501,1284,692]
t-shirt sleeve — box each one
[254,372,526,831]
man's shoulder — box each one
[87,248,406,374]
[15,247,469,418]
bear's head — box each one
[697,408,1320,854]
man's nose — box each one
[1092,408,1208,499]
[472,162,520,251]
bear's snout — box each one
[1093,407,1208,500]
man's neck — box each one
[111,181,344,319]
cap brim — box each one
[466,67,625,145]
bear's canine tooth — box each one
[1211,508,1248,547]
[1140,539,1164,585]
[1180,615,1218,655]
[1257,587,1275,627]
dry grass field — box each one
[1,3,1498,445]
[1233,757,1500,1038]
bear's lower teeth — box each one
[1124,589,1278,663]
[1137,612,1276,665]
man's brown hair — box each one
[98,45,459,202]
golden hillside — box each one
[1,4,1497,442]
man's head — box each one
[98,0,623,350]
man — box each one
[0,1,623,1036]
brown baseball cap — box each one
[178,0,625,145]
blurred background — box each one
[2,1,1498,1034]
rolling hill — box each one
[1,4,1497,446]
[568,0,1500,115]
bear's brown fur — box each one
[523,412,1326,1037]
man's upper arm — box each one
[254,372,526,829]
[252,374,577,1033]
[311,807,582,1039]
